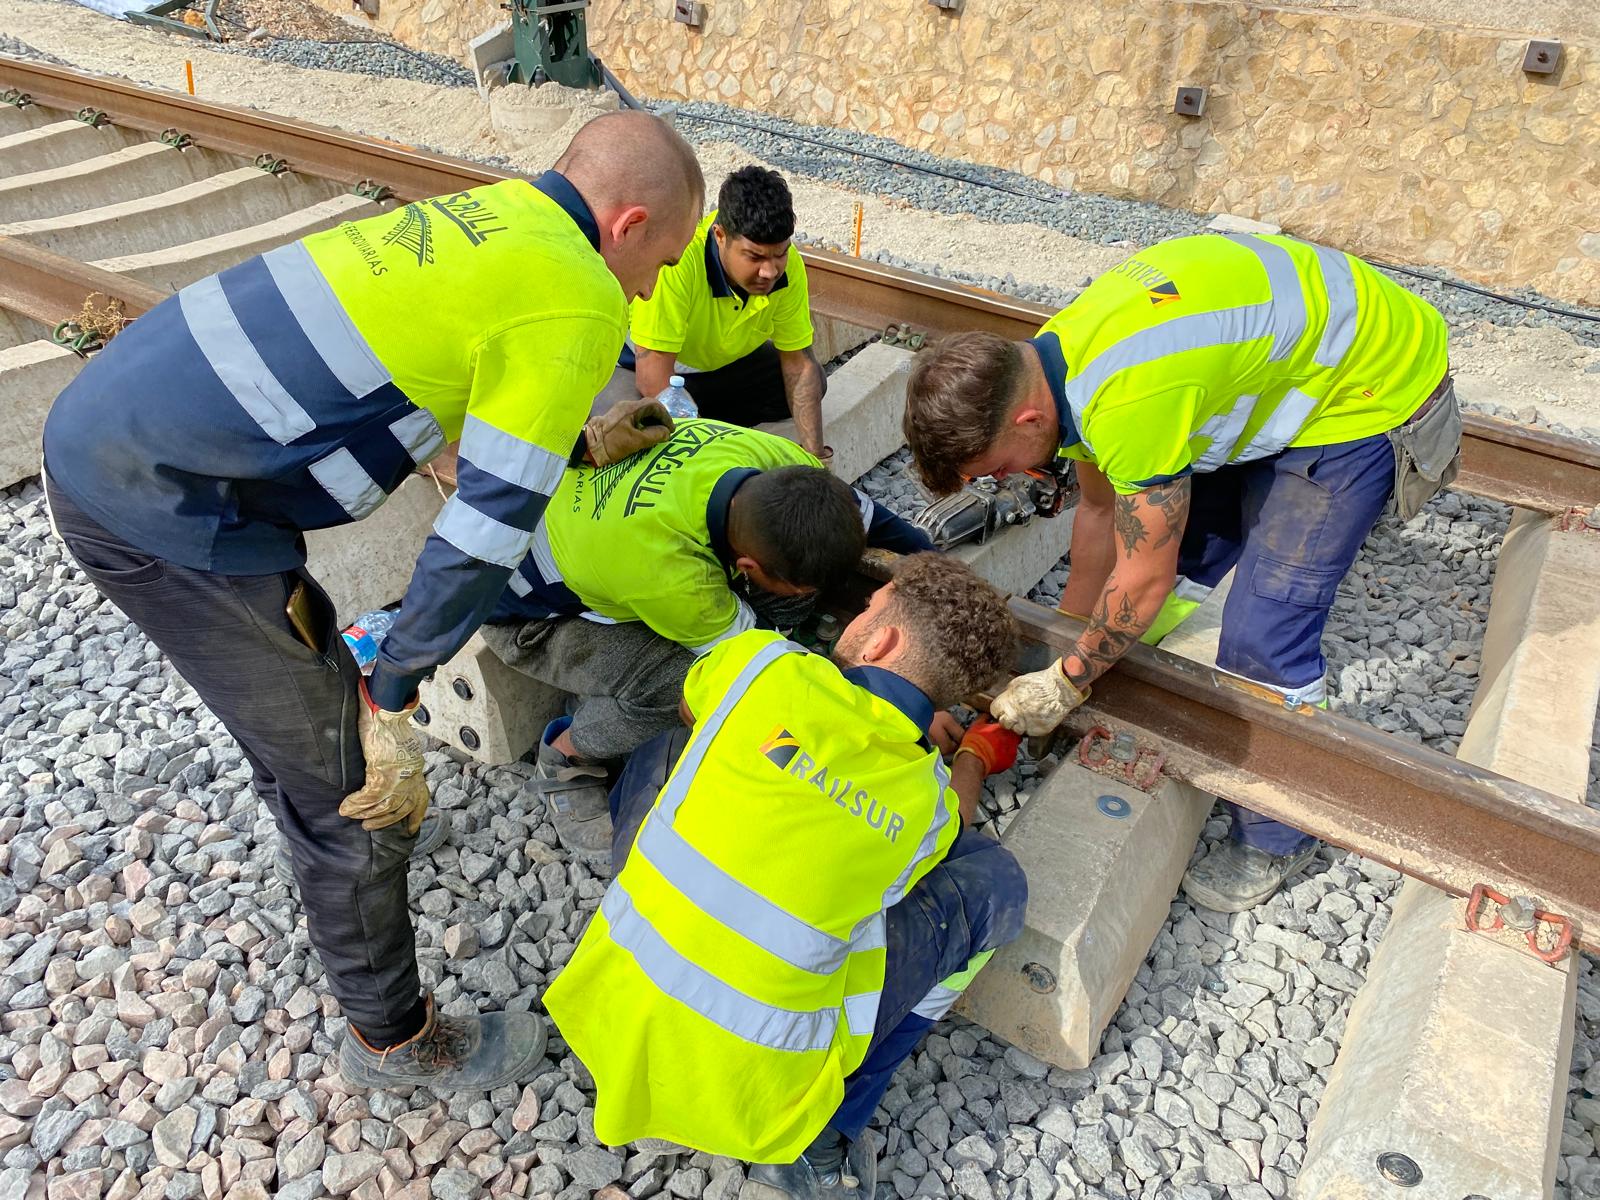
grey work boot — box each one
[275,808,449,888]
[530,717,613,868]
[745,1129,877,1200]
[1182,839,1320,913]
[339,995,547,1093]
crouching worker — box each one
[544,554,1029,1198]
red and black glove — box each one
[955,719,1022,776]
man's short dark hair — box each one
[736,466,864,590]
[716,166,795,245]
[903,332,1025,496]
[884,553,1016,707]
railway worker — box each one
[543,553,1028,1199]
[616,164,829,458]
[482,417,935,865]
[902,232,1459,913]
[40,111,705,1092]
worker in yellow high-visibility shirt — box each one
[903,233,1459,913]
[544,554,1028,1197]
[42,112,704,1092]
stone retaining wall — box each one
[316,0,1600,307]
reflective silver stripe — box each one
[848,911,886,954]
[507,570,533,597]
[880,755,953,911]
[389,408,446,466]
[636,814,852,974]
[179,277,315,446]
[1063,304,1273,429]
[261,241,391,399]
[579,611,619,625]
[658,638,801,823]
[461,415,567,496]
[1190,393,1257,472]
[688,599,757,656]
[1217,663,1327,706]
[911,983,962,1021]
[1237,388,1319,462]
[308,448,386,520]
[603,882,838,1052]
[433,495,531,569]
[853,488,875,532]
[1226,234,1305,363]
[528,520,562,584]
[844,992,880,1038]
[1311,243,1358,368]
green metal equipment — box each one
[505,0,602,89]
[125,0,223,41]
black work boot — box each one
[530,718,613,868]
[745,1128,876,1200]
[339,996,546,1092]
[275,809,449,888]
[1182,839,1320,913]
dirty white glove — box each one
[990,659,1088,736]
[584,397,674,466]
[340,680,430,835]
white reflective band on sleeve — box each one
[911,983,963,1021]
[689,599,758,656]
[1190,393,1258,472]
[433,495,532,569]
[506,569,533,597]
[1237,387,1319,462]
[180,277,316,446]
[879,755,953,911]
[308,448,386,520]
[854,489,875,532]
[527,519,562,584]
[1225,234,1306,363]
[262,242,392,400]
[461,415,567,497]
[602,883,839,1052]
[847,911,886,954]
[1310,243,1359,368]
[389,408,447,466]
[843,992,881,1038]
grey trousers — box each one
[46,478,424,1043]
[479,617,694,761]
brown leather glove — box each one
[584,397,674,467]
[340,679,430,835]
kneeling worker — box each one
[483,418,934,863]
[903,233,1458,913]
[626,165,828,457]
[545,553,1028,1197]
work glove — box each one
[584,397,674,467]
[990,659,1089,736]
[955,719,1022,776]
[340,679,430,835]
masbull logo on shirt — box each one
[758,725,906,843]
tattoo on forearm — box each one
[1144,480,1191,550]
[1063,589,1143,689]
[1112,495,1146,556]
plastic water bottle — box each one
[342,609,396,673]
[656,375,698,420]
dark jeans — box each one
[610,730,1028,1142]
[46,477,424,1043]
[626,341,790,425]
[1177,431,1396,854]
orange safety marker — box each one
[185,60,195,95]
[851,201,864,257]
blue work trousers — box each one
[1177,431,1395,853]
[609,729,1028,1144]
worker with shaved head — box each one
[42,111,704,1092]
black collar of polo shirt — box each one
[531,170,601,253]
[706,466,761,572]
[1029,331,1081,451]
[705,222,791,303]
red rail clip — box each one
[1464,883,1574,964]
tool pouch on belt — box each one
[1387,376,1462,522]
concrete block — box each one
[0,311,51,354]
[0,120,142,175]
[468,20,514,99]
[95,194,385,291]
[1150,572,1233,664]
[414,630,566,765]
[0,340,81,489]
[1300,510,1600,1200]
[0,103,55,137]
[758,341,914,483]
[957,762,1211,1068]
[811,314,876,367]
[1206,212,1281,236]
[0,144,235,224]
[955,508,1073,597]
[304,474,445,627]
